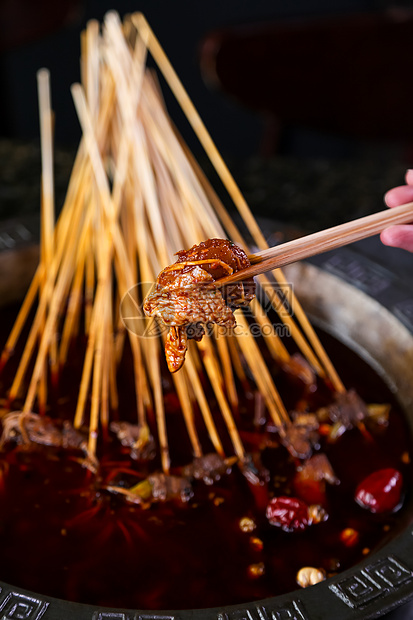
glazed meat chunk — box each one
[143,239,255,372]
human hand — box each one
[381,169,413,252]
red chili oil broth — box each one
[0,303,412,610]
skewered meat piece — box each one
[148,473,193,502]
[0,411,86,451]
[293,453,339,506]
[183,453,233,485]
[144,239,255,372]
[110,421,156,461]
[281,413,320,459]
[327,389,368,429]
[282,353,316,387]
[296,453,339,486]
[316,389,369,440]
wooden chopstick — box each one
[215,201,413,286]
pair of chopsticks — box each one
[215,201,413,286]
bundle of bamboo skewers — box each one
[0,12,346,474]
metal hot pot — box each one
[0,219,412,620]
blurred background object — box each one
[1,0,412,158]
[0,0,82,51]
[199,7,413,158]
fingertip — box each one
[384,185,413,208]
[406,169,413,185]
[380,225,413,253]
[380,228,393,246]
[384,188,403,208]
[383,190,394,208]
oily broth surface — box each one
[0,304,411,609]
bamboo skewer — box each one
[139,76,294,429]
[184,354,225,458]
[256,273,325,377]
[215,333,239,410]
[176,135,292,366]
[59,242,87,365]
[171,370,203,459]
[0,270,40,372]
[22,200,95,415]
[70,83,152,452]
[88,270,109,455]
[131,11,346,392]
[1,12,356,474]
[273,268,345,392]
[134,108,246,459]
[138,48,333,389]
[37,69,55,269]
[141,96,289,438]
[197,338,245,460]
[215,202,413,285]
[4,62,115,384]
[131,12,267,252]
[37,68,55,411]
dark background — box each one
[1,0,413,159]
[1,0,413,273]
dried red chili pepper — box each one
[354,468,403,513]
[266,496,309,532]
